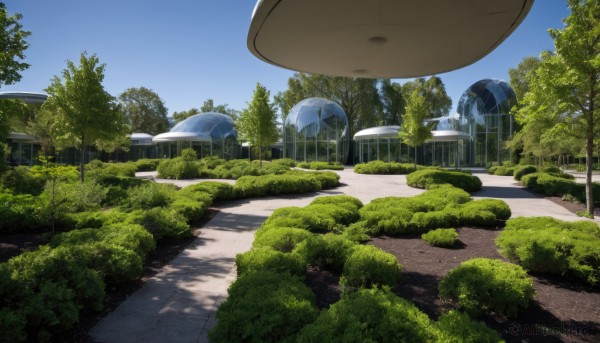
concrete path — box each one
[89,168,597,342]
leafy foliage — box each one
[209,271,318,343]
[435,310,505,343]
[342,244,402,288]
[236,247,304,276]
[439,258,535,317]
[297,287,437,343]
[406,168,482,192]
[118,87,169,135]
[422,229,459,248]
[497,216,600,285]
[354,160,420,174]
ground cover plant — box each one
[353,185,509,236]
[421,228,459,247]
[353,160,421,174]
[496,216,600,285]
[406,168,482,192]
[438,258,536,318]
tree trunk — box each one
[586,135,594,217]
[414,146,417,169]
[80,137,85,184]
[259,145,262,169]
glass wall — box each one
[153,112,240,160]
[352,79,517,167]
[284,98,349,163]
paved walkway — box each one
[89,168,598,342]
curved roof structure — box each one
[353,126,400,140]
[248,0,534,78]
[285,97,348,137]
[153,112,237,143]
[0,92,48,104]
[457,79,517,123]
[429,130,472,142]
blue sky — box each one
[4,0,570,116]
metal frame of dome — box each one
[248,0,534,78]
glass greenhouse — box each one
[283,98,350,163]
[153,112,239,159]
[354,79,517,167]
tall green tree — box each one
[0,2,31,171]
[401,76,452,118]
[44,52,125,183]
[518,0,600,216]
[509,56,542,104]
[399,90,432,168]
[238,83,278,168]
[380,79,405,126]
[118,87,169,135]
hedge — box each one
[521,172,600,205]
[353,161,421,175]
[439,258,535,317]
[342,244,402,288]
[252,227,313,253]
[297,287,438,343]
[236,247,305,276]
[209,271,318,343]
[293,233,357,273]
[496,216,600,285]
[406,169,482,192]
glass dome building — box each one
[153,112,239,159]
[283,98,349,163]
[353,79,517,167]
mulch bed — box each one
[305,226,600,343]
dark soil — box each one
[306,226,600,343]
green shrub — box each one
[0,166,44,195]
[459,209,497,227]
[123,182,175,210]
[209,271,318,343]
[86,160,137,178]
[271,158,296,167]
[419,184,472,206]
[342,244,402,288]
[236,247,304,276]
[461,199,511,221]
[253,227,313,253]
[182,181,234,201]
[521,172,541,188]
[0,192,42,233]
[407,169,482,192]
[497,217,600,284]
[492,166,515,176]
[487,165,499,175]
[262,207,338,233]
[234,173,322,198]
[513,165,537,181]
[341,222,371,243]
[310,195,363,211]
[309,162,344,170]
[297,161,310,169]
[410,211,459,233]
[128,208,191,241]
[59,210,110,230]
[435,310,505,343]
[422,229,459,248]
[157,157,200,179]
[297,287,437,343]
[169,196,206,225]
[354,160,420,175]
[294,233,356,273]
[134,158,161,171]
[438,258,535,317]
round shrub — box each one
[459,209,497,227]
[124,183,175,210]
[343,244,402,288]
[422,229,459,248]
[513,165,537,181]
[435,310,504,343]
[410,211,459,233]
[461,199,511,221]
[310,195,364,211]
[297,287,437,343]
[263,206,339,233]
[128,208,191,241]
[0,166,44,195]
[497,217,600,285]
[252,227,313,253]
[294,233,356,273]
[353,161,419,175]
[438,258,535,317]
[209,271,318,343]
[419,184,472,206]
[236,247,305,276]
[182,181,234,201]
[407,169,482,192]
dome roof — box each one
[153,112,237,143]
[285,97,348,137]
[353,126,400,140]
[457,79,517,120]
